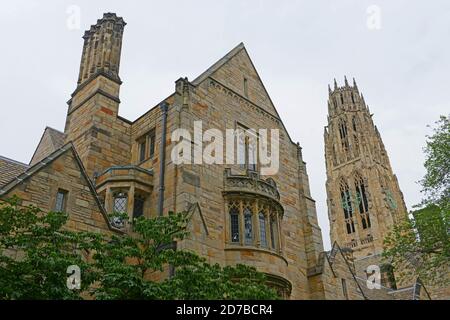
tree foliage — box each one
[92,212,279,299]
[0,197,279,300]
[0,196,100,299]
[383,115,450,285]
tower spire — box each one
[344,75,349,87]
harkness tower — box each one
[324,77,408,259]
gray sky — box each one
[1,0,449,249]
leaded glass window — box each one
[133,195,145,219]
[244,206,253,245]
[113,192,127,213]
[230,204,240,243]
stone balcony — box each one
[94,165,153,192]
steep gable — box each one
[29,126,66,166]
[0,143,117,234]
[192,43,280,117]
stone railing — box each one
[344,239,358,249]
[360,234,374,245]
[94,165,153,189]
[223,168,280,201]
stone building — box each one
[323,78,448,299]
[0,13,445,299]
[324,78,407,260]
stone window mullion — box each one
[225,201,230,244]
[128,185,135,223]
[276,210,282,254]
[239,199,245,246]
[264,209,270,249]
[105,186,112,213]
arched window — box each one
[339,119,348,139]
[339,119,350,154]
[340,179,355,234]
[229,202,240,243]
[355,174,371,229]
[352,116,358,131]
[244,205,253,245]
[351,92,355,104]
[340,93,344,104]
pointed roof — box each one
[190,42,298,146]
[29,126,66,166]
[0,143,120,233]
[0,155,29,187]
[192,42,245,86]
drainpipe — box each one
[157,101,169,216]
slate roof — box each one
[0,155,29,187]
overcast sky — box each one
[1,1,449,249]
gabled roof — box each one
[190,42,297,147]
[29,126,66,166]
[0,143,121,233]
[192,42,245,86]
[0,155,29,187]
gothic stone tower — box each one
[64,13,131,179]
[324,77,408,259]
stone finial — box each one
[344,75,349,87]
[334,78,338,90]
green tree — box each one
[0,197,279,300]
[92,213,279,300]
[383,115,450,285]
[0,196,101,299]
